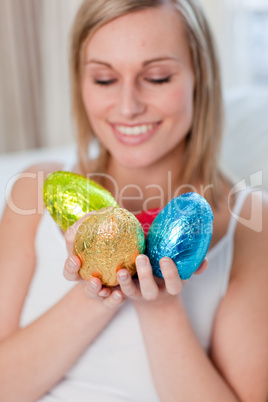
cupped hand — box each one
[63,253,125,309]
[116,255,208,306]
[63,252,207,308]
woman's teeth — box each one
[115,124,154,136]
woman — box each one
[0,0,267,401]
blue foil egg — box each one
[146,193,214,280]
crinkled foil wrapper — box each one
[43,171,118,231]
[146,193,213,280]
[74,207,145,287]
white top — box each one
[20,188,251,402]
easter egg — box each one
[43,171,118,231]
[73,207,146,287]
[135,208,162,237]
[146,193,213,280]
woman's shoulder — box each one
[13,161,64,190]
[23,161,64,175]
[212,178,268,279]
[13,161,64,179]
[2,162,64,234]
[10,161,63,208]
[231,188,268,281]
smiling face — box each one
[81,4,195,169]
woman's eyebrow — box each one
[85,59,112,67]
[85,56,179,67]
[143,56,180,66]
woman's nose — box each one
[116,82,146,118]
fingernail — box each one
[67,257,77,271]
[113,291,122,300]
[98,289,108,297]
[118,271,128,281]
[90,281,98,289]
[137,256,147,268]
[161,259,170,269]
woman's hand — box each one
[63,254,125,308]
[63,213,125,309]
[64,247,207,309]
[116,255,208,307]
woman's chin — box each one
[115,153,155,170]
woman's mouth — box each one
[110,122,161,145]
[115,123,154,136]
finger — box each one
[64,211,97,255]
[117,269,140,299]
[194,258,208,275]
[160,258,183,295]
[102,290,124,309]
[136,255,159,300]
[84,277,103,298]
[98,288,112,298]
[63,255,81,281]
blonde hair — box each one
[70,0,223,203]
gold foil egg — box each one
[73,207,146,287]
[43,171,118,231]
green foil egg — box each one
[43,171,118,231]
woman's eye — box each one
[94,79,116,86]
[146,76,171,84]
[93,76,171,86]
